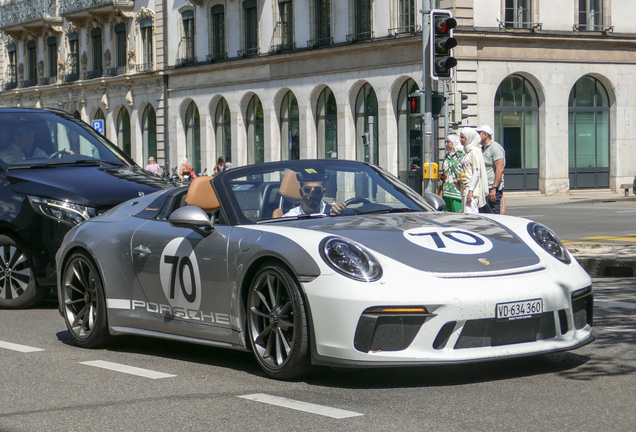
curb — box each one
[569,244,636,277]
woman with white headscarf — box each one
[439,133,464,212]
[458,127,489,214]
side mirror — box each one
[423,192,445,211]
[169,206,214,236]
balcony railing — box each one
[176,57,197,67]
[573,24,614,34]
[238,47,260,57]
[4,82,18,91]
[136,63,153,72]
[59,0,134,15]
[41,76,57,85]
[22,79,38,88]
[346,31,374,42]
[86,70,102,79]
[109,65,126,76]
[206,53,227,62]
[497,19,542,32]
[270,42,295,53]
[0,0,59,30]
[307,37,333,48]
[64,73,79,82]
[388,25,421,37]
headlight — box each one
[320,237,382,282]
[28,196,95,226]
[527,222,570,264]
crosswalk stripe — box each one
[0,340,44,353]
[238,393,364,419]
[79,360,176,379]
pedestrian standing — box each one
[475,125,505,214]
[145,156,161,174]
[439,133,464,212]
[457,127,489,214]
[214,156,225,175]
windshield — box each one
[218,160,433,224]
[0,111,132,168]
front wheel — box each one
[61,251,110,348]
[247,263,310,380]
[0,235,49,309]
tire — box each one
[247,262,311,380]
[0,234,49,309]
[60,251,110,348]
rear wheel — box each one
[0,235,49,309]
[247,263,310,380]
[61,251,110,348]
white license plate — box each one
[496,299,543,320]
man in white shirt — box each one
[0,124,47,163]
[284,169,346,217]
[475,124,505,214]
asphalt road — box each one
[506,201,636,243]
[1,278,634,432]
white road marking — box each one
[0,340,44,353]
[615,210,636,213]
[238,393,364,419]
[79,360,176,379]
[595,300,636,309]
[597,327,636,333]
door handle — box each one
[133,245,151,256]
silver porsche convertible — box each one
[56,160,594,379]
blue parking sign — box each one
[92,120,104,135]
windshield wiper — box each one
[257,213,329,224]
[46,159,103,166]
[356,208,419,215]
[7,164,56,170]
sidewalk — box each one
[502,189,636,277]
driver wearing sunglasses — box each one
[284,169,347,217]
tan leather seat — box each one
[272,170,301,218]
[185,176,221,212]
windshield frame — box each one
[213,160,434,226]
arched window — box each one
[316,87,337,159]
[355,83,378,165]
[246,95,264,164]
[280,91,299,160]
[494,74,539,190]
[142,105,157,163]
[116,108,131,156]
[568,76,609,189]
[185,101,201,173]
[397,79,422,193]
[215,98,231,162]
[94,109,106,137]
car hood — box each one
[5,164,174,208]
[277,212,542,274]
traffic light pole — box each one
[421,0,434,194]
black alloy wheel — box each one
[247,263,310,380]
[0,235,49,309]
[61,251,110,348]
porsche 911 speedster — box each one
[56,160,594,379]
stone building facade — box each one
[0,0,634,195]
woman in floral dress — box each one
[439,133,464,212]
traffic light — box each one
[408,91,425,117]
[430,10,457,80]
[452,90,468,124]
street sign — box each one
[92,120,104,135]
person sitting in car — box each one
[0,124,48,163]
[284,169,347,216]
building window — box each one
[394,0,416,31]
[139,18,153,71]
[348,0,373,41]
[68,32,80,82]
[47,36,57,81]
[243,0,259,55]
[26,40,37,87]
[316,87,337,159]
[185,101,201,174]
[568,76,610,189]
[311,0,331,46]
[6,44,17,90]
[142,105,157,164]
[117,108,131,156]
[355,83,378,165]
[215,98,232,163]
[113,22,127,75]
[579,0,603,30]
[89,28,103,78]
[209,5,225,61]
[504,0,531,28]
[94,109,106,138]
[246,95,264,164]
[280,91,299,160]
[494,74,539,191]
[180,10,195,64]
[397,79,422,193]
[278,0,294,50]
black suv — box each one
[0,108,174,308]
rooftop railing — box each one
[59,0,133,15]
[0,0,59,30]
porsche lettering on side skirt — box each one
[106,298,232,325]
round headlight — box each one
[527,222,571,264]
[320,237,382,282]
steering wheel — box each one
[48,150,69,159]
[344,197,372,206]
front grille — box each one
[572,287,593,329]
[354,314,429,353]
[455,312,556,349]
